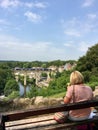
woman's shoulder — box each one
[83,85,93,91]
[67,85,73,91]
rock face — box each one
[0,96,63,112]
[34,96,63,107]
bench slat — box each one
[5,115,98,130]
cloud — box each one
[64,41,74,47]
[64,30,81,37]
[64,43,71,47]
[0,1,47,24]
[82,0,94,7]
[87,13,97,20]
[0,34,80,61]
[24,11,42,23]
[0,19,10,25]
[0,0,48,9]
[77,41,96,53]
[62,17,81,37]
[78,42,90,52]
[62,15,98,38]
[25,2,48,9]
[0,34,50,50]
[0,34,96,61]
[0,0,20,8]
[0,34,64,61]
[0,34,50,61]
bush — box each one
[4,79,19,96]
[8,91,20,99]
[86,82,98,91]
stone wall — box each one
[0,96,63,112]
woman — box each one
[64,71,95,121]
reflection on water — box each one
[19,82,30,96]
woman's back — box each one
[71,84,93,102]
[67,84,93,118]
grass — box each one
[48,91,66,98]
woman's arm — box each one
[64,83,71,104]
[64,96,71,104]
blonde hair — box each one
[70,71,84,85]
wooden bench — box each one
[0,99,98,130]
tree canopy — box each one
[76,43,98,89]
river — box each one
[19,82,30,96]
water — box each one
[19,82,30,96]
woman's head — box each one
[70,71,84,85]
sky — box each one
[0,0,98,62]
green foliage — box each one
[0,69,7,94]
[82,71,90,82]
[77,43,98,71]
[26,85,38,98]
[76,43,98,86]
[41,72,47,78]
[26,77,67,98]
[41,63,47,68]
[19,75,36,87]
[86,82,98,91]
[4,79,19,96]
[48,92,66,98]
[55,71,61,78]
[19,75,24,85]
[26,76,36,86]
[8,91,20,99]
[0,68,13,94]
[33,70,71,97]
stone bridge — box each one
[13,68,53,87]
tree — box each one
[26,85,38,98]
[76,43,98,83]
[0,69,13,94]
[41,72,47,78]
[77,43,98,71]
[4,79,19,96]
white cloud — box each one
[87,13,97,20]
[0,19,10,25]
[34,2,47,8]
[0,0,48,9]
[24,2,48,9]
[78,42,89,52]
[0,0,20,8]
[64,30,81,37]
[0,34,80,61]
[64,41,74,47]
[64,43,71,47]
[82,0,94,7]
[24,11,42,23]
[0,34,62,61]
[0,34,96,61]
[62,15,98,38]
[62,18,81,37]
